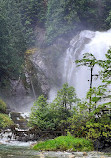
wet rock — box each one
[94,139,104,151]
[39,152,45,158]
[68,154,75,158]
[83,152,87,156]
[7,135,12,140]
[72,152,84,157]
[10,112,29,130]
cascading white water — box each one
[63,29,111,99]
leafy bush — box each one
[86,105,111,141]
[0,99,7,113]
[0,113,14,128]
[33,135,93,151]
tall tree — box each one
[29,95,53,130]
[97,49,111,105]
[76,53,97,89]
[46,0,79,44]
[53,83,78,111]
[76,53,99,113]
[0,0,26,84]
[20,0,47,46]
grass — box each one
[32,135,94,151]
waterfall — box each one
[63,29,111,99]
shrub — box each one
[33,135,93,151]
[0,113,14,129]
[0,99,7,113]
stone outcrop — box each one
[0,26,69,112]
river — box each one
[0,144,40,158]
[0,144,111,158]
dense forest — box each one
[0,0,111,151]
[1,0,111,84]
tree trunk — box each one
[89,67,93,113]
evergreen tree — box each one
[29,95,55,131]
[53,83,78,111]
[29,84,79,132]
[46,0,79,44]
[0,0,26,84]
[20,0,47,46]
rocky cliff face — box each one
[27,36,69,98]
[0,28,69,112]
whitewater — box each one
[62,29,111,99]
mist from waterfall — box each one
[62,29,111,99]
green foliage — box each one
[67,101,89,138]
[76,53,97,68]
[33,135,93,151]
[51,83,79,133]
[86,105,111,141]
[45,0,111,44]
[53,83,78,110]
[46,0,79,44]
[0,99,7,113]
[29,50,111,145]
[0,0,26,83]
[21,0,47,27]
[1,0,111,52]
[99,49,111,84]
[20,0,47,46]
[0,0,48,84]
[49,83,78,132]
[29,95,58,131]
[0,99,13,129]
[29,84,79,132]
[29,95,53,130]
[1,0,111,84]
[70,50,111,143]
[97,49,111,107]
[76,53,98,113]
[0,113,14,129]
[68,100,111,142]
[74,0,106,29]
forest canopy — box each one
[1,0,111,83]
